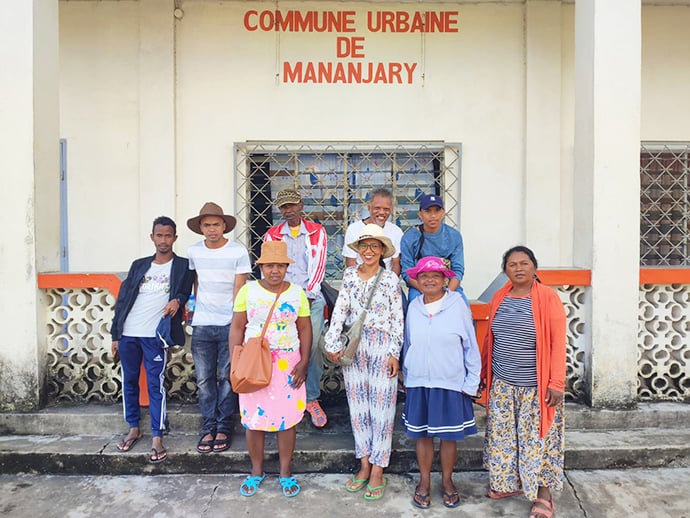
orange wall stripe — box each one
[639,268,690,284]
[38,273,122,298]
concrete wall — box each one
[56,1,690,299]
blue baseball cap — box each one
[419,194,444,210]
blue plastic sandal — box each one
[279,476,301,498]
[240,473,266,497]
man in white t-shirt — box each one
[187,202,252,455]
[342,188,403,275]
[111,216,194,463]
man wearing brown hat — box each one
[187,202,252,453]
[264,189,329,428]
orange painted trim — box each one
[640,268,690,285]
[537,270,591,286]
[470,302,490,321]
[38,273,122,298]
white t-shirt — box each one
[342,219,403,271]
[188,239,252,326]
[123,260,172,337]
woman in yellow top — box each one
[229,241,312,498]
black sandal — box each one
[197,432,215,454]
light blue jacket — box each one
[402,290,481,395]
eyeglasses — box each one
[357,242,382,252]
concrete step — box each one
[1,402,689,475]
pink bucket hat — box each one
[406,256,455,280]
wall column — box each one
[525,0,562,264]
[0,0,60,410]
[574,0,641,407]
[138,0,176,249]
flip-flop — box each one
[412,490,431,509]
[529,497,555,518]
[442,490,461,508]
[363,479,386,501]
[196,433,215,454]
[149,447,167,464]
[279,476,301,498]
[213,433,231,453]
[345,475,368,493]
[487,488,524,499]
[240,473,266,497]
[116,434,142,452]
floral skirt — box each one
[482,378,565,501]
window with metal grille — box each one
[640,142,690,266]
[234,142,461,279]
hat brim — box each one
[347,236,395,259]
[186,214,237,235]
[256,256,295,265]
[406,266,456,280]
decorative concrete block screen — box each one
[556,285,588,402]
[638,284,690,401]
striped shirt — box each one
[490,296,537,387]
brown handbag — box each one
[230,283,283,394]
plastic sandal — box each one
[196,433,215,454]
[149,447,167,464]
[345,475,368,493]
[529,497,555,518]
[116,434,142,452]
[442,490,460,508]
[412,490,431,509]
[487,488,524,499]
[239,473,266,497]
[363,479,386,501]
[279,476,301,498]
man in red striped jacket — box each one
[264,189,329,428]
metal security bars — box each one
[640,142,690,266]
[234,142,461,280]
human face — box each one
[418,205,445,233]
[260,263,288,288]
[199,215,226,245]
[504,251,537,289]
[150,224,177,256]
[368,195,392,227]
[278,202,304,227]
[357,238,384,266]
[417,271,445,298]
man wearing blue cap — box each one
[111,216,194,463]
[400,194,467,304]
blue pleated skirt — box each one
[402,387,478,441]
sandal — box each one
[239,473,266,497]
[487,488,524,499]
[116,433,142,452]
[442,490,460,508]
[363,479,386,501]
[213,432,231,453]
[149,447,168,464]
[345,475,368,493]
[529,497,555,518]
[412,490,430,509]
[279,476,301,498]
[196,433,215,454]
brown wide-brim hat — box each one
[255,240,295,265]
[347,223,395,259]
[187,202,237,235]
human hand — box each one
[290,360,308,389]
[387,356,399,378]
[545,388,563,407]
[162,298,180,317]
[111,341,119,364]
[326,350,343,364]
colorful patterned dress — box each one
[234,281,310,432]
[323,266,404,467]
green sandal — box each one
[345,476,369,493]
[363,479,386,501]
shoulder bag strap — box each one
[258,282,285,339]
[363,267,385,312]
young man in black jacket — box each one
[111,216,194,463]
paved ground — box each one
[1,468,688,518]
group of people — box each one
[110,187,566,518]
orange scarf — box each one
[482,280,567,438]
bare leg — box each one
[355,455,372,482]
[530,487,554,518]
[245,429,265,476]
[366,464,386,499]
[277,428,299,496]
[440,440,459,506]
[414,438,434,506]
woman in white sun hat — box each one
[324,223,404,502]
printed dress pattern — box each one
[237,282,310,432]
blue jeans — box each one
[191,324,236,436]
[119,336,167,438]
[306,297,325,402]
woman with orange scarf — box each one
[481,246,566,518]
